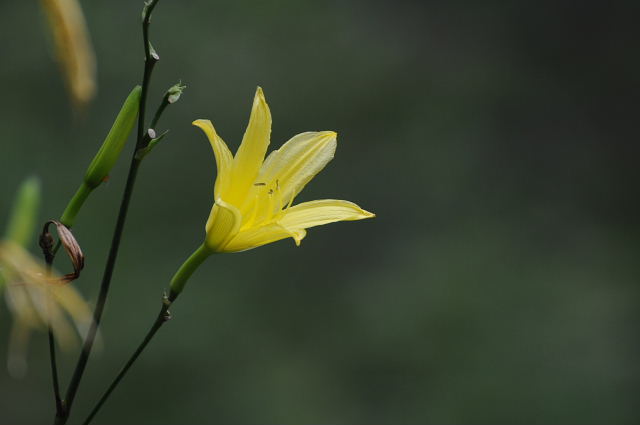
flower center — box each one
[240,179,295,230]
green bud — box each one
[84,85,141,189]
[166,82,186,104]
[5,177,41,247]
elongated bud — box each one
[60,86,141,227]
[5,177,41,247]
[84,85,141,189]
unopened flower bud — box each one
[60,86,141,227]
[166,82,186,104]
[84,85,141,189]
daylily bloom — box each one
[193,87,374,253]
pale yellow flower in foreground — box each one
[193,87,374,253]
[41,0,96,107]
[0,241,91,377]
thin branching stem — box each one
[48,328,63,414]
[81,246,211,424]
[150,96,169,130]
[53,2,162,424]
[57,160,142,425]
[43,256,63,418]
[81,299,172,425]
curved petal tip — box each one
[192,118,212,128]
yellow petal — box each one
[228,87,272,206]
[0,241,92,357]
[278,199,375,231]
[41,0,96,107]
[50,284,92,326]
[255,131,337,212]
[193,119,234,199]
[205,198,242,252]
[223,223,303,253]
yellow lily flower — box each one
[193,87,374,253]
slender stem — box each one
[82,300,171,425]
[136,0,160,149]
[81,245,212,424]
[150,97,169,130]
[59,159,142,424]
[42,207,65,421]
[168,244,212,300]
[48,328,63,414]
[55,3,162,424]
[44,258,63,417]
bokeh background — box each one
[1,0,639,424]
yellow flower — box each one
[0,241,91,377]
[193,87,374,253]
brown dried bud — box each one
[39,230,55,264]
[40,220,85,282]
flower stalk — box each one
[56,1,168,423]
[82,245,212,425]
[82,295,172,425]
[168,244,212,300]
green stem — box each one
[149,96,169,130]
[48,328,63,415]
[55,3,162,424]
[82,301,170,425]
[58,159,142,425]
[46,177,84,420]
[59,183,93,227]
[44,259,63,418]
[81,245,212,424]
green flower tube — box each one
[168,244,213,301]
[61,85,141,227]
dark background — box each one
[1,1,639,424]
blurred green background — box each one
[1,0,639,424]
